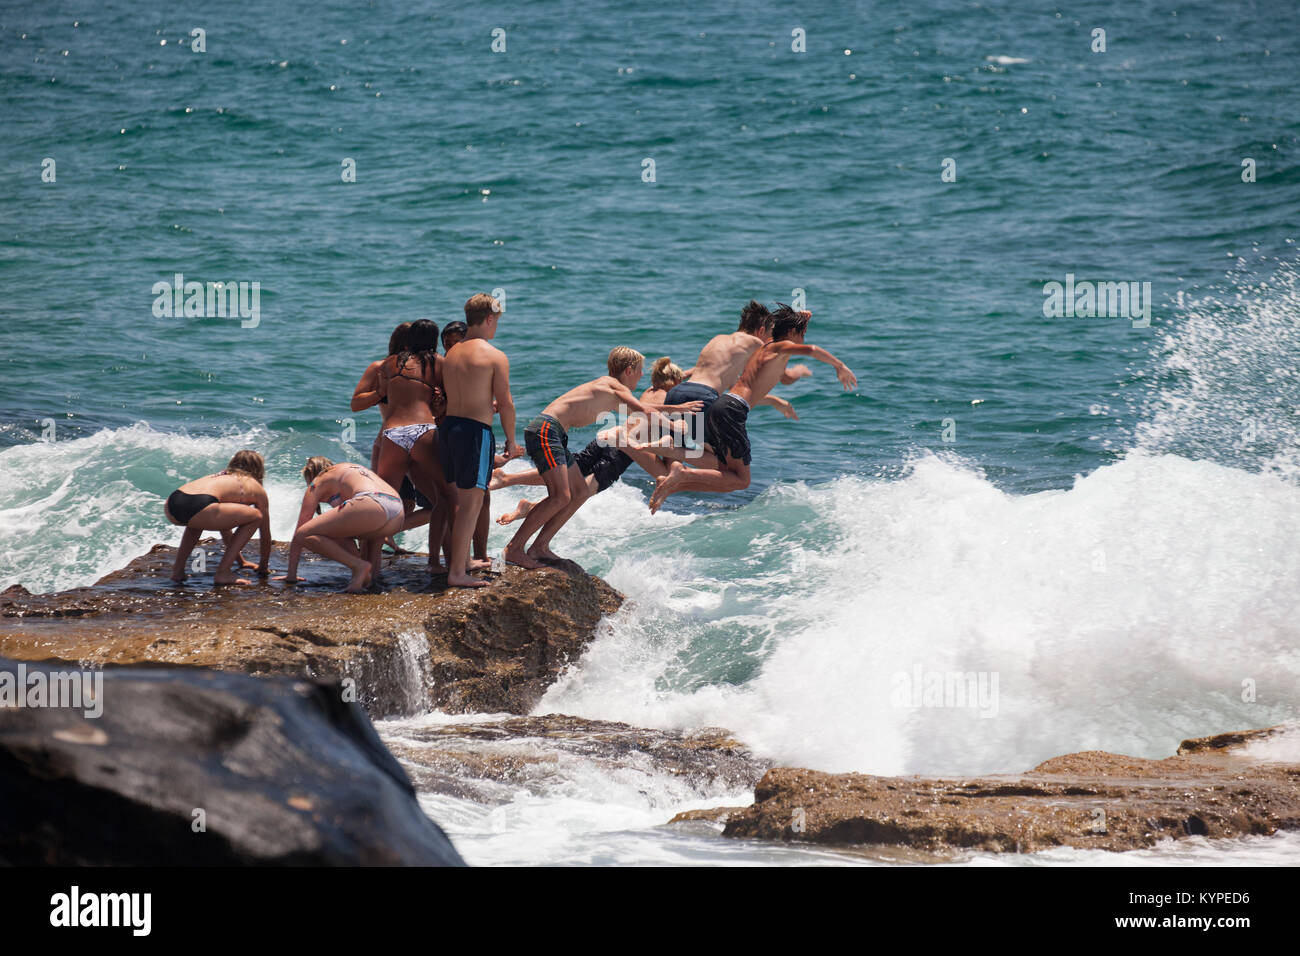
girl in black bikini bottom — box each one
[166,489,217,524]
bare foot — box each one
[488,467,509,491]
[447,572,489,588]
[344,566,372,593]
[468,557,492,571]
[527,544,560,563]
[169,573,186,584]
[649,462,686,514]
[429,562,449,575]
[213,572,252,586]
[496,499,534,526]
[503,544,543,570]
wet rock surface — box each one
[685,725,1300,854]
[383,714,768,805]
[0,541,623,717]
[0,658,464,865]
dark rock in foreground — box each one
[0,658,465,866]
[0,541,623,717]
[680,725,1300,854]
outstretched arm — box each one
[255,487,272,573]
[282,488,317,581]
[779,364,812,385]
[756,394,798,420]
[616,385,684,435]
[780,343,857,390]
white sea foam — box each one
[542,452,1300,777]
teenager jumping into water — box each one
[278,457,405,593]
[504,348,693,568]
[164,449,271,585]
[439,293,520,587]
[493,356,696,523]
[649,305,857,513]
[660,302,807,445]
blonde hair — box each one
[607,346,645,378]
[464,293,501,326]
[650,356,684,391]
[301,456,333,485]
[226,450,265,483]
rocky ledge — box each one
[675,725,1300,854]
[0,541,622,717]
[385,714,768,804]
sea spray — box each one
[542,454,1300,777]
[392,630,434,715]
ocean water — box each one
[2,0,1299,865]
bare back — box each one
[687,331,765,393]
[542,377,629,430]
[380,354,439,428]
[179,472,263,507]
[731,343,796,406]
[443,338,505,425]
[309,463,396,509]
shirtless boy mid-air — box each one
[439,293,520,588]
[649,305,857,512]
[653,301,803,461]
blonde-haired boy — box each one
[503,348,694,568]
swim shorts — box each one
[663,381,720,446]
[438,416,496,491]
[525,414,574,475]
[704,392,752,466]
[574,439,634,493]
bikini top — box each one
[385,358,435,398]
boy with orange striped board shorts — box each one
[503,347,697,569]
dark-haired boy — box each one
[441,320,468,352]
[649,306,857,512]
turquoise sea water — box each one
[2,1,1299,865]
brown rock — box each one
[712,726,1300,854]
[385,714,767,804]
[0,541,622,717]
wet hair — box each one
[650,356,684,391]
[225,450,265,483]
[441,320,468,349]
[387,321,412,356]
[464,293,501,326]
[607,346,645,379]
[395,318,440,377]
[770,303,810,341]
[738,300,772,335]
[301,455,333,485]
